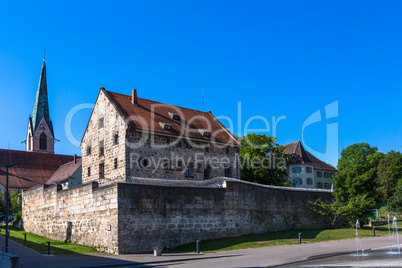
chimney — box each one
[132,89,138,106]
[73,154,77,164]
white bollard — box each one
[154,248,162,256]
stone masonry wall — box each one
[22,182,118,253]
[23,178,335,254]
[117,179,335,253]
[127,130,238,181]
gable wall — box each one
[81,90,127,184]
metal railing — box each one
[0,246,23,268]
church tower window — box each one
[40,133,47,150]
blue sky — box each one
[0,0,401,167]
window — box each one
[185,164,193,177]
[226,147,230,154]
[87,167,91,177]
[184,141,192,149]
[166,138,171,145]
[176,160,184,171]
[293,178,302,185]
[98,117,104,129]
[168,112,180,120]
[307,178,313,185]
[114,158,118,169]
[87,145,92,155]
[317,172,322,177]
[176,141,181,148]
[292,167,301,173]
[324,172,329,178]
[159,122,172,130]
[99,140,104,156]
[196,163,203,173]
[205,146,210,153]
[224,168,232,177]
[306,167,312,173]
[39,133,47,150]
[198,129,211,137]
[162,159,172,170]
[317,182,323,188]
[330,173,334,178]
[114,133,119,145]
[139,158,150,168]
[204,166,211,179]
[324,183,331,189]
[99,163,105,178]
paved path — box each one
[0,235,392,268]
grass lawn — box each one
[173,226,402,253]
[0,225,99,255]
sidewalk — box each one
[0,235,392,268]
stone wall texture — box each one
[22,178,335,254]
[22,182,119,253]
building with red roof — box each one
[283,141,337,189]
[0,59,79,192]
[81,88,240,185]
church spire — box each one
[31,59,54,137]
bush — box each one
[14,211,21,222]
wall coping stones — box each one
[222,178,333,193]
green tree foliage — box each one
[334,143,384,204]
[308,198,341,227]
[0,191,6,214]
[389,180,402,213]
[9,191,22,214]
[376,151,402,200]
[310,143,382,226]
[239,134,289,186]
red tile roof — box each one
[0,149,76,189]
[283,141,337,172]
[104,90,239,145]
[47,158,82,184]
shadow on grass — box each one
[1,225,97,255]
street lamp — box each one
[5,163,19,253]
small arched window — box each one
[40,133,47,150]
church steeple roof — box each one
[31,60,54,136]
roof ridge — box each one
[106,90,210,116]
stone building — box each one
[284,141,337,189]
[81,88,240,185]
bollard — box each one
[196,240,200,254]
[373,227,376,237]
[47,242,51,255]
[153,248,162,256]
[24,233,27,245]
[299,233,302,244]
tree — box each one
[0,191,5,215]
[239,134,289,186]
[9,191,22,214]
[310,143,383,226]
[376,151,402,200]
[334,143,384,204]
[389,179,402,213]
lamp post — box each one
[5,163,19,253]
